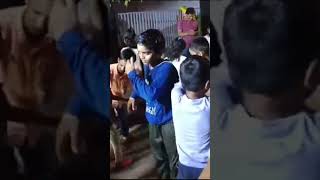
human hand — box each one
[126,56,135,73]
[112,100,120,109]
[134,55,144,76]
[127,98,136,112]
[55,113,79,162]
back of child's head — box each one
[223,0,320,96]
[164,37,186,60]
[180,55,210,92]
[123,27,137,48]
[138,29,166,54]
[190,37,209,57]
[120,48,136,62]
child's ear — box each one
[305,59,320,90]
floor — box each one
[110,125,160,179]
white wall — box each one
[112,0,200,13]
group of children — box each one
[110,17,211,179]
[213,0,320,180]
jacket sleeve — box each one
[56,31,109,119]
[128,64,178,102]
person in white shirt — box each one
[171,55,210,179]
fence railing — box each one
[117,9,200,48]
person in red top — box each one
[177,7,198,48]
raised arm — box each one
[57,31,109,119]
[128,64,178,102]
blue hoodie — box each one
[128,61,179,125]
[56,31,109,122]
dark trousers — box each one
[115,106,129,137]
[177,162,203,180]
[149,121,178,179]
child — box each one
[126,29,179,179]
[121,28,144,77]
[189,37,210,61]
[110,48,135,140]
[171,55,210,179]
[122,27,137,49]
[164,37,187,79]
[177,7,198,48]
[214,0,320,180]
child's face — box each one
[137,44,160,66]
[117,59,127,74]
[182,13,187,20]
[185,14,194,21]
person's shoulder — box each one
[158,61,176,70]
[110,63,117,71]
[110,63,117,67]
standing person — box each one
[49,0,109,178]
[164,37,186,80]
[126,29,179,179]
[171,55,210,179]
[189,37,210,61]
[177,7,198,48]
[121,27,137,49]
[0,0,75,179]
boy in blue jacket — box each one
[48,0,108,177]
[126,29,179,179]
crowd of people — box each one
[0,0,212,179]
[212,0,320,180]
[110,6,212,179]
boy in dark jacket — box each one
[126,29,179,179]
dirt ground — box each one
[110,124,160,179]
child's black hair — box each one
[190,37,209,57]
[223,0,320,95]
[164,37,186,60]
[186,7,196,15]
[123,27,137,48]
[137,29,166,54]
[120,48,136,62]
[180,55,210,92]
